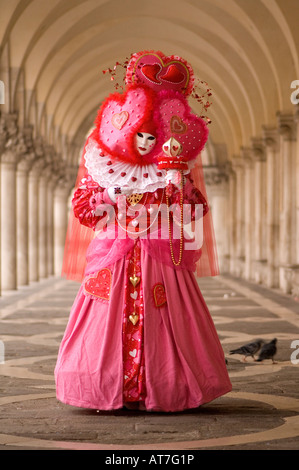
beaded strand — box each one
[166,171,184,266]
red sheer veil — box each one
[190,154,219,278]
[61,137,95,282]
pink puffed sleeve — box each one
[72,175,113,229]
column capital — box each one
[29,157,47,177]
[16,125,36,171]
[54,176,72,198]
[293,104,299,122]
[34,136,45,159]
[17,152,35,172]
[262,125,279,150]
[0,112,19,165]
[231,155,244,171]
[241,146,253,168]
[203,165,229,187]
[277,111,296,141]
[250,137,266,162]
[224,161,235,177]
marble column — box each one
[47,178,55,277]
[251,138,267,283]
[38,167,51,279]
[16,126,35,286]
[277,113,296,293]
[295,108,299,265]
[16,156,32,286]
[28,158,44,282]
[53,181,70,276]
[243,148,254,280]
[1,150,17,290]
[291,108,299,296]
[0,114,20,291]
[226,162,237,274]
[232,156,245,277]
[204,166,229,273]
[262,126,279,288]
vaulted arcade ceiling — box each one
[0,0,298,167]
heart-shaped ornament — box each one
[130,275,140,287]
[162,137,182,157]
[126,51,194,96]
[129,315,139,325]
[170,115,188,134]
[96,85,152,164]
[153,283,167,307]
[129,348,137,357]
[84,268,112,300]
[156,90,209,162]
[111,111,129,130]
[130,291,138,300]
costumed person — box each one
[55,50,232,412]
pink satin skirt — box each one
[55,246,231,412]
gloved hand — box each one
[107,186,132,203]
[165,170,184,188]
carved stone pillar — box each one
[295,107,299,266]
[204,166,229,273]
[38,168,49,279]
[16,126,35,286]
[262,126,280,288]
[0,114,19,290]
[226,162,236,274]
[231,156,245,277]
[277,113,296,293]
[251,137,267,283]
[1,151,17,289]
[47,178,55,277]
[54,179,70,276]
[28,156,44,282]
[17,156,33,286]
[242,148,254,280]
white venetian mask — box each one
[135,132,156,156]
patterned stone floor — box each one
[0,274,299,450]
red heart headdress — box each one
[94,51,209,166]
[125,50,195,96]
[94,84,164,165]
[153,89,209,169]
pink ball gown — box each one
[54,171,232,412]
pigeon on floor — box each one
[255,338,277,363]
[229,339,265,362]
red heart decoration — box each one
[111,111,129,130]
[153,283,167,307]
[170,115,188,134]
[96,85,155,165]
[156,90,209,161]
[160,64,185,84]
[126,51,194,96]
[141,64,162,84]
[84,268,112,300]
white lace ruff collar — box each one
[84,139,169,193]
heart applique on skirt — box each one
[84,268,112,300]
[153,283,167,307]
